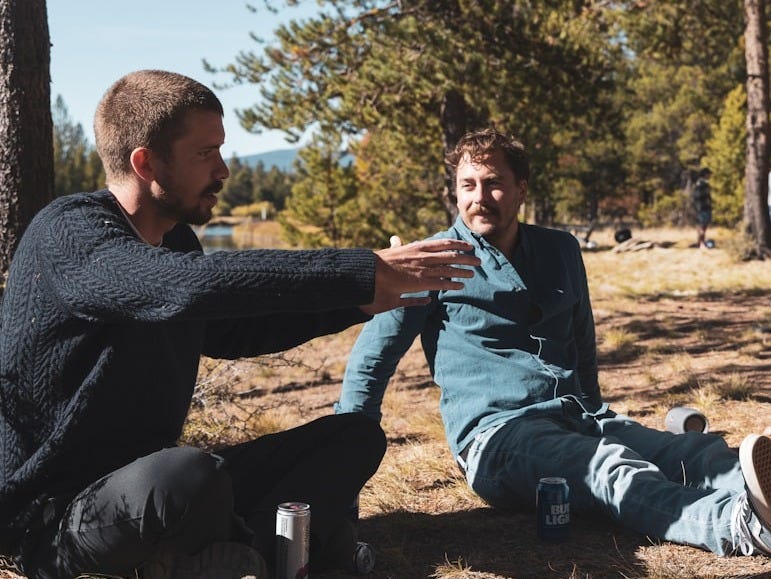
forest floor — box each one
[3,226,771,578]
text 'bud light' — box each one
[536,477,570,542]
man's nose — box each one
[470,183,485,203]
[214,153,230,180]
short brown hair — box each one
[94,70,224,180]
[445,128,530,182]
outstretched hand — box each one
[359,236,480,315]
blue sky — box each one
[48,1,316,158]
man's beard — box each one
[156,180,224,225]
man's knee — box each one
[333,413,387,465]
[135,447,234,531]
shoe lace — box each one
[731,492,755,556]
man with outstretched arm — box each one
[337,128,771,558]
[0,70,480,579]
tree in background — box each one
[702,85,746,227]
[218,156,295,217]
[0,0,53,281]
[211,0,622,245]
[616,0,745,223]
[219,155,255,213]
[254,163,293,212]
[743,0,771,257]
[52,95,105,197]
[279,132,358,247]
[345,128,448,247]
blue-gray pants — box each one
[22,413,385,578]
[462,407,744,555]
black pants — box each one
[22,413,385,579]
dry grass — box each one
[169,227,771,578]
[182,225,771,579]
[5,226,771,579]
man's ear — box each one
[129,147,155,183]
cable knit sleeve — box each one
[33,193,376,323]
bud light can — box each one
[276,501,310,579]
[536,477,570,541]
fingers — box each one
[413,238,474,253]
[415,251,480,268]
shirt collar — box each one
[451,215,530,260]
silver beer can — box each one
[276,501,310,579]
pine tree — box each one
[279,133,357,247]
[212,0,622,240]
[703,85,746,226]
[52,95,105,197]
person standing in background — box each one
[692,167,713,249]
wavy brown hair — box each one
[445,128,530,183]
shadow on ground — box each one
[318,508,649,579]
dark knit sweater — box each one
[0,190,375,550]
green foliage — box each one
[52,95,105,196]
[219,156,254,212]
[213,0,624,237]
[255,164,294,211]
[208,0,759,238]
[218,155,296,215]
[278,132,359,247]
[636,191,688,228]
[615,0,744,213]
[344,129,448,247]
[702,84,746,227]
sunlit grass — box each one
[584,226,771,300]
[601,327,639,349]
[170,225,771,579]
[713,373,755,401]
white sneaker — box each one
[740,434,771,527]
[732,434,771,556]
[141,542,268,579]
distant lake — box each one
[195,219,285,253]
[199,224,237,253]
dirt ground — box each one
[3,236,771,578]
[181,290,771,579]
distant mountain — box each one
[238,147,354,172]
[239,148,298,172]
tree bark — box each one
[440,89,487,225]
[0,0,54,282]
[743,0,771,258]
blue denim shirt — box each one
[336,217,602,457]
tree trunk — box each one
[439,89,487,225]
[743,0,771,258]
[0,0,54,283]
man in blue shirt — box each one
[337,128,771,557]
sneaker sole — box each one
[740,434,771,526]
